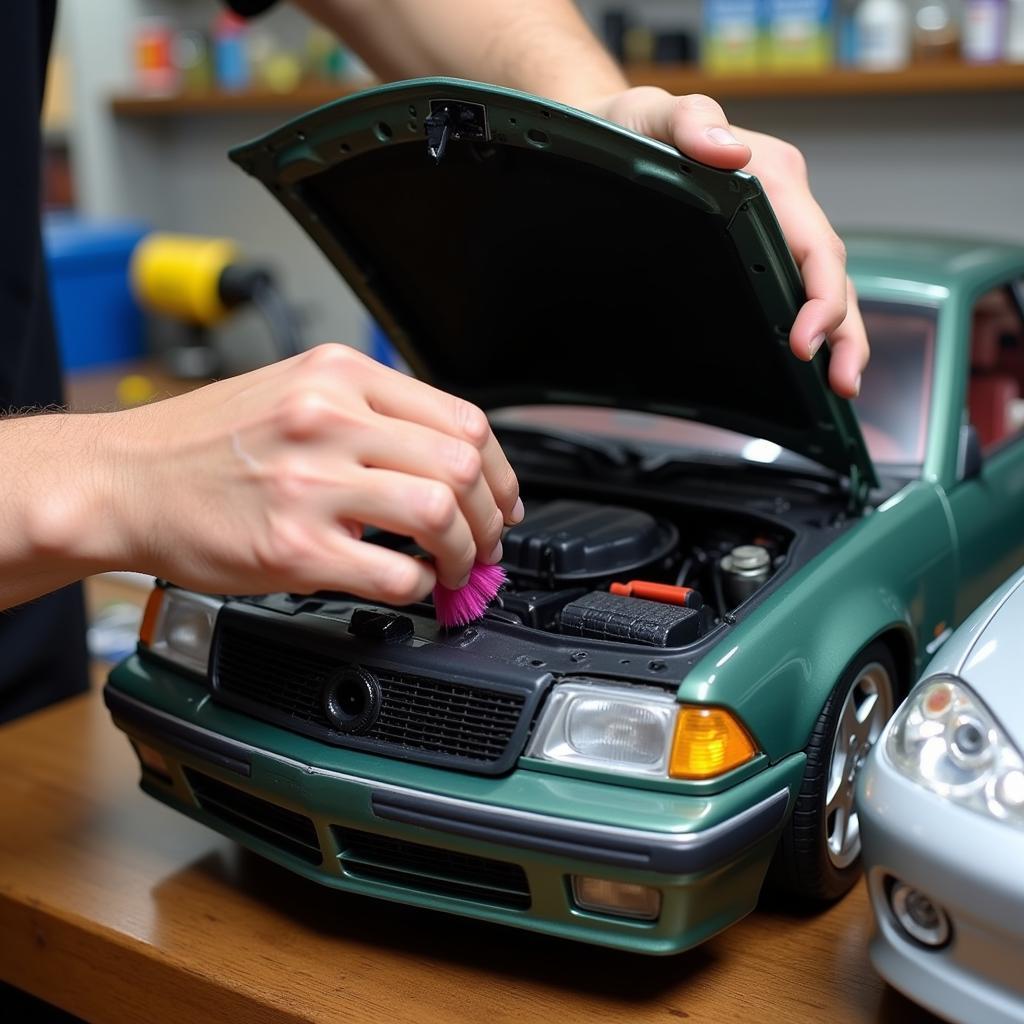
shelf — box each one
[110,80,367,116]
[109,61,1024,116]
[631,59,1024,99]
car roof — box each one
[846,232,1024,294]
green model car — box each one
[105,79,1024,954]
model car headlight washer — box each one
[526,680,757,781]
[886,675,1024,829]
[140,587,223,677]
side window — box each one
[968,282,1024,452]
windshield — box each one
[492,299,937,473]
[852,299,937,466]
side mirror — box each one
[958,423,983,480]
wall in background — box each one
[60,1,1024,370]
[725,93,1024,244]
[60,1,365,369]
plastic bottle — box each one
[912,0,960,61]
[213,11,250,91]
[765,0,835,72]
[836,0,862,65]
[1009,0,1024,60]
[135,18,178,95]
[855,0,912,69]
[962,0,1008,62]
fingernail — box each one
[486,540,503,564]
[852,373,862,397]
[808,333,826,358]
[706,127,742,147]
[455,572,471,589]
[508,497,525,524]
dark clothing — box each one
[225,0,279,15]
[0,1,89,723]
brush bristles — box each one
[433,563,507,628]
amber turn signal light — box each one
[669,706,757,779]
[139,587,165,648]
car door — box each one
[946,279,1024,621]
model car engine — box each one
[479,499,784,647]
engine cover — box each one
[502,500,678,586]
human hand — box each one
[104,345,522,602]
[582,87,867,398]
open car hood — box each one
[230,78,877,492]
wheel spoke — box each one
[853,691,879,746]
[839,695,861,748]
[826,774,847,817]
[828,804,847,852]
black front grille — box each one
[212,623,526,767]
[333,826,530,909]
[184,767,322,864]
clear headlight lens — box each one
[526,680,757,780]
[527,682,678,776]
[140,587,222,676]
[886,675,1024,830]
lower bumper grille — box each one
[332,826,531,910]
[184,768,322,865]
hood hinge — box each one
[847,462,870,514]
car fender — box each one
[677,481,956,763]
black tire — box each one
[770,641,899,902]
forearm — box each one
[0,414,129,609]
[294,0,626,108]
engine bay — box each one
[380,497,794,648]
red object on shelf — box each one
[134,18,178,96]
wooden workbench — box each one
[0,683,939,1024]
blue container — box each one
[369,320,399,368]
[214,24,250,91]
[44,216,148,371]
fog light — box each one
[890,881,951,947]
[571,876,661,920]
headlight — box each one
[139,587,222,676]
[886,675,1024,830]
[526,680,756,780]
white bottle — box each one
[963,0,1008,62]
[1005,0,1024,60]
[855,0,913,69]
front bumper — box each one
[858,751,1024,1024]
[106,657,803,954]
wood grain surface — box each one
[0,682,942,1024]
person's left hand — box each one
[583,87,867,399]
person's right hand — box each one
[581,88,868,399]
[99,344,523,603]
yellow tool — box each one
[130,233,301,374]
[131,234,240,327]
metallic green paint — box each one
[109,658,804,954]
[679,234,1024,760]
[110,657,793,833]
[105,80,1024,950]
[848,232,1024,488]
[228,77,877,489]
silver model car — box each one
[858,567,1024,1024]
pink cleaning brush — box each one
[433,562,507,628]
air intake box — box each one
[559,591,701,647]
[503,500,678,585]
